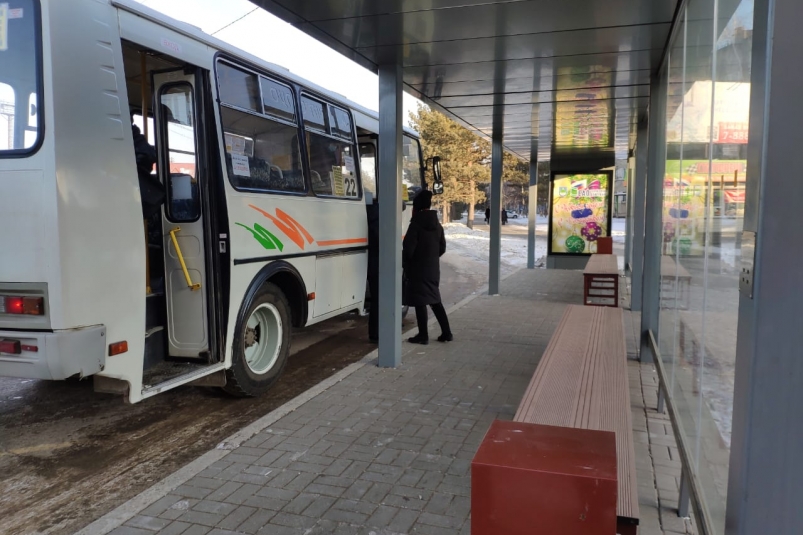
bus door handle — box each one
[168,227,202,291]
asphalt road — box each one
[0,258,487,535]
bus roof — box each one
[111,0,419,138]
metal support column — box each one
[527,149,537,269]
[726,0,803,531]
[640,75,667,363]
[624,166,634,273]
[631,118,650,312]
[678,469,691,518]
[488,111,503,294]
[377,63,403,368]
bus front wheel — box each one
[224,282,291,397]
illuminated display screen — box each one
[550,173,611,254]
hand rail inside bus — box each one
[169,227,202,291]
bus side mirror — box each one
[432,156,442,183]
[430,156,444,195]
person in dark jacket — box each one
[485,207,490,223]
[501,208,508,225]
[403,191,452,344]
[132,123,165,219]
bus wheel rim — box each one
[243,303,282,375]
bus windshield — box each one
[0,0,40,154]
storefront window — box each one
[657,0,754,531]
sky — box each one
[137,0,423,127]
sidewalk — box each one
[81,269,694,535]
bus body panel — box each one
[117,8,214,76]
[47,0,146,390]
[225,193,368,325]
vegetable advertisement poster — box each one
[550,174,610,254]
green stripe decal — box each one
[236,222,284,251]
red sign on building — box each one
[715,122,749,144]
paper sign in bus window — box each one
[225,133,253,156]
[344,155,355,176]
[332,167,345,196]
[231,154,251,177]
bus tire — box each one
[224,282,291,397]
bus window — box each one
[403,135,423,200]
[303,97,360,199]
[0,83,15,150]
[216,62,305,194]
[216,62,260,113]
[359,143,377,198]
[160,83,200,222]
[0,0,41,155]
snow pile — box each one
[443,223,547,269]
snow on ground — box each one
[443,222,547,270]
[445,214,628,272]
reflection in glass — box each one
[161,85,200,222]
[554,67,612,149]
[657,0,754,531]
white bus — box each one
[0,0,432,403]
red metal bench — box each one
[514,305,639,534]
[472,420,618,535]
[584,254,620,307]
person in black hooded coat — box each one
[403,191,453,344]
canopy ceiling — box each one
[252,0,683,162]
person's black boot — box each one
[408,334,429,345]
[437,333,453,342]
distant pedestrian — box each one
[403,191,452,345]
[485,207,490,223]
[501,209,508,225]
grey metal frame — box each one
[630,118,649,311]
[527,153,537,269]
[648,332,715,535]
[725,0,803,532]
[639,73,667,364]
[377,63,403,368]
[488,110,503,295]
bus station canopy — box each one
[250,0,680,162]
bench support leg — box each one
[678,468,691,518]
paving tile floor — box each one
[92,269,695,535]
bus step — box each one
[144,326,166,371]
[146,293,166,331]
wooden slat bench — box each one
[515,304,639,534]
[584,254,620,307]
[661,255,692,310]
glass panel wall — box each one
[657,0,754,531]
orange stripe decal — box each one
[276,208,315,244]
[317,238,368,246]
[249,205,315,250]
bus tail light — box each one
[0,339,21,354]
[1,296,44,315]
